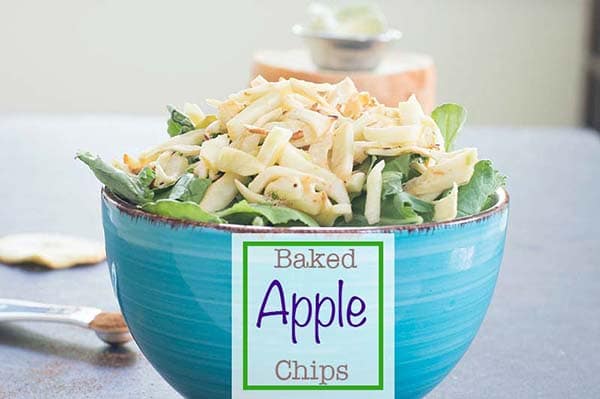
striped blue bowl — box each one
[102,188,509,399]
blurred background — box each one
[0,0,594,126]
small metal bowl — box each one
[292,24,402,71]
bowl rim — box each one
[102,187,509,234]
[292,24,403,43]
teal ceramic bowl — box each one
[102,188,509,399]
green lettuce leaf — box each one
[341,174,429,226]
[167,105,195,137]
[381,170,434,220]
[381,171,404,197]
[380,195,424,225]
[141,199,223,223]
[336,203,422,226]
[356,155,377,176]
[382,154,411,176]
[217,200,319,227]
[349,192,367,215]
[432,103,467,151]
[481,194,498,212]
[382,154,424,181]
[457,160,506,217]
[392,193,433,220]
[137,167,156,188]
[163,173,210,203]
[76,151,154,204]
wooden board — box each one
[252,49,436,113]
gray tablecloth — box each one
[0,115,598,398]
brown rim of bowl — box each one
[101,187,509,234]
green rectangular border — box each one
[242,240,385,391]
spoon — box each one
[0,298,131,345]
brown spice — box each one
[245,125,268,135]
[89,312,128,332]
[291,130,304,140]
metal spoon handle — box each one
[0,298,100,328]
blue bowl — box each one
[102,188,509,399]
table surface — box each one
[0,114,598,399]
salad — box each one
[77,76,505,228]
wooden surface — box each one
[0,114,599,398]
[252,49,436,112]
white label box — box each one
[232,233,395,399]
